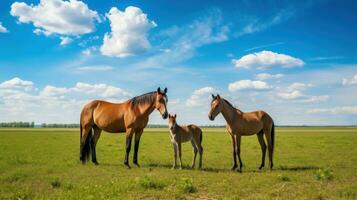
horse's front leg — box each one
[231,135,238,170]
[172,142,178,169]
[124,128,134,169]
[133,129,143,167]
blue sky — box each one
[0,0,357,125]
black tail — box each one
[271,122,275,154]
[80,124,92,163]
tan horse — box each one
[80,87,168,168]
[208,94,274,171]
[168,114,203,169]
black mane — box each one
[131,91,157,106]
[223,99,235,109]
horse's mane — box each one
[130,91,157,106]
[223,98,235,109]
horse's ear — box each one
[157,87,161,94]
[168,114,171,118]
[164,87,167,94]
[174,114,177,118]
[211,94,215,99]
[217,94,221,99]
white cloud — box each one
[10,0,100,43]
[76,65,114,72]
[300,95,329,103]
[72,82,130,98]
[277,90,302,100]
[286,82,312,92]
[276,82,327,103]
[342,74,357,86]
[186,87,216,107]
[60,36,72,46]
[0,22,8,33]
[228,80,271,92]
[0,77,133,123]
[255,73,284,80]
[309,106,357,114]
[0,77,33,91]
[100,6,157,58]
[232,50,304,69]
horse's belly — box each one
[95,118,126,133]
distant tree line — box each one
[0,122,35,128]
[41,123,80,128]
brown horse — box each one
[208,94,274,171]
[80,87,168,168]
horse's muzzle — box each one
[208,115,214,121]
[162,112,168,119]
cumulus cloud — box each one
[232,50,304,69]
[0,77,132,123]
[186,87,217,107]
[0,77,33,91]
[60,36,72,46]
[276,82,328,103]
[0,22,8,33]
[10,0,100,43]
[342,74,357,86]
[100,6,157,58]
[308,106,357,114]
[255,73,284,80]
[228,80,271,92]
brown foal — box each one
[168,114,203,169]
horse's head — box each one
[168,114,177,130]
[208,94,221,121]
[155,87,168,119]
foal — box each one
[168,114,203,169]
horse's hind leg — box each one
[91,126,102,165]
[80,124,92,164]
[257,130,266,170]
[235,135,243,172]
[264,128,273,169]
[133,129,143,167]
[190,140,198,169]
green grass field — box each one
[0,127,357,199]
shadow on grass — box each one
[277,165,319,171]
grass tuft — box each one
[277,174,290,181]
[314,169,333,181]
[177,178,196,193]
[50,178,61,188]
[137,176,165,190]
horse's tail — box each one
[271,121,275,154]
[80,122,92,164]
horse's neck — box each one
[221,100,241,124]
[137,99,156,116]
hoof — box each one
[231,165,238,171]
[259,165,264,170]
[93,161,99,165]
[124,163,131,169]
[133,162,140,167]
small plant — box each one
[314,169,333,181]
[178,178,196,193]
[50,178,61,188]
[277,174,290,181]
[138,176,165,189]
